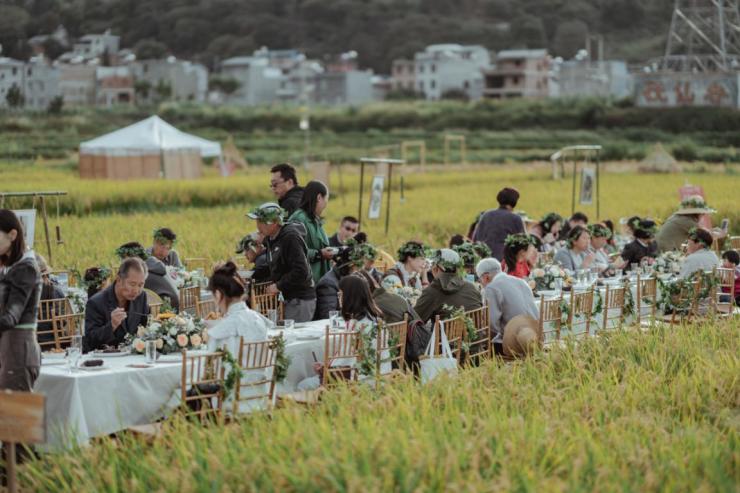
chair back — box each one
[322,327,360,386]
[376,317,408,378]
[463,305,491,365]
[50,312,84,350]
[539,295,563,346]
[196,299,219,319]
[180,350,225,424]
[184,258,210,274]
[179,285,201,315]
[636,275,658,326]
[712,267,735,315]
[50,270,75,288]
[144,288,163,317]
[730,236,740,250]
[37,297,72,349]
[601,284,626,332]
[251,292,284,320]
[567,287,594,338]
[433,314,465,363]
[669,278,701,324]
[233,339,276,415]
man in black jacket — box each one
[270,163,304,217]
[247,202,316,322]
[328,216,359,247]
[84,258,149,352]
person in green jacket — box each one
[288,180,334,284]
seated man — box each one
[721,250,740,306]
[117,241,179,310]
[329,216,359,248]
[414,249,482,323]
[84,258,149,352]
[146,227,182,268]
[476,257,539,356]
[679,227,720,279]
[355,270,419,325]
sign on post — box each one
[368,175,385,219]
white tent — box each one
[78,116,221,180]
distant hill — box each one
[0,0,674,71]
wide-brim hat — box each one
[676,195,716,215]
[502,315,542,358]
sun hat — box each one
[676,195,716,215]
[502,315,542,358]
[246,202,285,224]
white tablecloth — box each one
[34,320,334,450]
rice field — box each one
[19,320,739,492]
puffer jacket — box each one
[266,223,315,301]
[413,272,482,323]
[0,251,42,331]
[314,268,341,320]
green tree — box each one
[134,39,168,60]
[209,76,240,95]
[47,95,64,114]
[6,84,25,108]
[134,80,151,101]
[553,20,589,58]
[511,16,547,48]
[385,88,424,101]
[154,79,172,100]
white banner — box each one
[368,175,385,219]
[13,209,36,249]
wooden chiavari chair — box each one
[376,317,408,380]
[183,258,211,274]
[601,284,626,332]
[636,275,658,328]
[539,295,563,347]
[50,312,84,350]
[179,285,201,315]
[711,267,735,317]
[144,288,163,317]
[250,283,284,319]
[37,298,72,350]
[664,277,701,325]
[463,306,491,366]
[322,327,360,387]
[233,339,277,416]
[196,298,219,319]
[730,236,740,250]
[180,350,225,424]
[566,287,594,339]
[432,313,465,363]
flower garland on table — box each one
[622,278,636,318]
[529,264,568,292]
[67,290,86,313]
[167,266,205,289]
[269,333,290,382]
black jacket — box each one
[621,240,658,270]
[84,283,148,352]
[266,223,316,301]
[278,186,304,217]
[314,268,341,320]
[328,233,342,248]
[0,252,41,332]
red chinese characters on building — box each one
[704,82,729,106]
[642,80,668,103]
[674,81,695,104]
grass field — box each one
[19,321,739,492]
[3,163,738,271]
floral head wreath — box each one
[635,220,658,237]
[81,266,112,290]
[471,241,491,259]
[246,203,285,225]
[153,228,177,246]
[346,238,378,267]
[687,227,711,248]
[540,212,562,232]
[588,223,612,239]
[430,248,463,273]
[452,242,479,267]
[629,217,642,231]
[504,233,535,250]
[565,227,589,249]
[397,241,426,261]
[680,196,710,209]
[115,244,149,260]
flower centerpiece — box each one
[652,251,683,275]
[126,311,207,354]
[166,266,205,289]
[381,275,421,305]
[529,264,568,291]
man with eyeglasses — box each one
[270,163,303,217]
[329,216,360,248]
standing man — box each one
[270,163,304,217]
[329,216,359,247]
[476,258,539,356]
[247,203,316,322]
[146,227,182,268]
[472,187,525,261]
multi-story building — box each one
[413,44,491,100]
[23,60,61,110]
[313,70,373,105]
[391,59,416,92]
[131,58,208,102]
[220,56,283,105]
[73,30,120,59]
[59,64,97,107]
[0,57,25,107]
[483,49,550,99]
[96,66,135,106]
[554,60,633,100]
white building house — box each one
[313,70,374,105]
[412,44,491,100]
[131,58,208,102]
[553,59,633,100]
[0,57,25,107]
[219,56,283,105]
[23,60,61,110]
[59,64,97,107]
[73,30,120,59]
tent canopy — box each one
[79,115,221,157]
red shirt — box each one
[506,261,530,279]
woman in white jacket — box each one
[206,261,270,413]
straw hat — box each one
[676,195,716,215]
[502,315,541,358]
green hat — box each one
[431,248,463,273]
[246,202,285,225]
[235,231,262,254]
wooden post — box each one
[0,391,46,493]
[385,162,393,235]
[357,161,365,231]
[39,195,53,265]
[570,153,577,216]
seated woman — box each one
[384,241,429,289]
[206,261,269,413]
[528,212,562,252]
[354,269,419,325]
[587,223,615,275]
[117,241,180,311]
[602,219,620,255]
[553,226,595,274]
[620,219,658,271]
[679,227,720,279]
[502,234,536,279]
[146,227,182,268]
[34,254,66,345]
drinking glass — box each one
[614,268,623,280]
[554,278,563,291]
[590,266,599,284]
[145,340,157,364]
[284,319,295,331]
[267,309,278,326]
[329,310,340,329]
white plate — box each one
[537,290,559,297]
[42,352,66,360]
[41,359,66,366]
[91,350,131,358]
[295,335,321,341]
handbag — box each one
[419,321,458,384]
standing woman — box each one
[288,180,333,285]
[0,209,42,391]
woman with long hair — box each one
[502,234,536,279]
[288,180,333,284]
[0,209,42,391]
[528,212,562,252]
[553,225,595,274]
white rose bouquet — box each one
[652,251,683,275]
[530,263,567,291]
[126,311,207,354]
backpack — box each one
[405,318,432,370]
